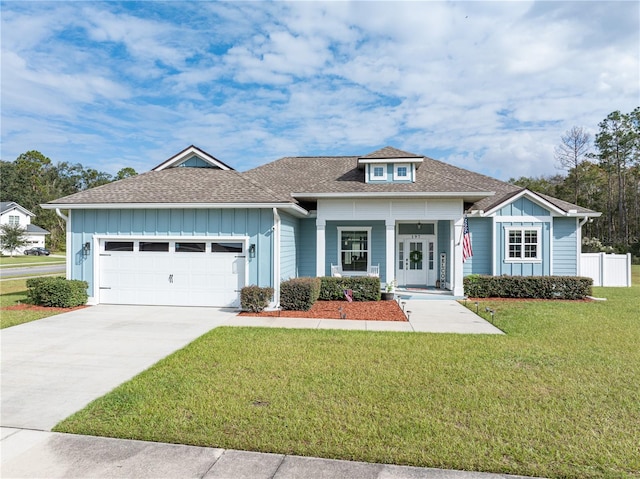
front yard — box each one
[0,279,74,329]
[54,268,640,479]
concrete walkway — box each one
[1,428,541,479]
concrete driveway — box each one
[1,305,236,431]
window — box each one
[370,164,387,181]
[394,163,410,180]
[175,242,205,253]
[338,228,370,272]
[104,241,134,252]
[8,215,19,226]
[506,227,541,262]
[211,242,243,253]
[139,242,169,252]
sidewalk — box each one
[1,428,542,479]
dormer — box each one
[152,145,234,171]
[358,146,423,184]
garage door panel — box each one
[98,241,246,307]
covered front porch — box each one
[313,217,466,296]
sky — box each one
[1,1,638,181]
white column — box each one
[316,220,326,277]
[385,219,395,287]
[452,217,464,296]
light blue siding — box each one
[325,221,386,278]
[366,163,414,184]
[553,217,578,275]
[280,212,298,281]
[297,218,317,277]
[70,208,274,297]
[463,218,492,275]
[495,221,551,276]
[437,220,451,283]
[497,197,550,217]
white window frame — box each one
[8,215,20,226]
[337,227,372,275]
[370,164,387,181]
[505,226,542,263]
[394,163,410,181]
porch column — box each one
[385,219,395,287]
[452,217,464,296]
[316,219,326,277]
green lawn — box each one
[0,279,68,329]
[55,267,639,479]
[0,254,65,267]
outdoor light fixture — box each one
[417,221,421,230]
[249,243,256,258]
[82,242,91,257]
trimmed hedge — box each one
[280,277,321,311]
[463,274,593,300]
[26,276,88,308]
[240,285,274,312]
[319,276,381,301]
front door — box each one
[397,236,436,287]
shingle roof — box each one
[1,201,34,216]
[26,224,49,234]
[359,146,423,159]
[46,168,294,205]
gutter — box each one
[272,208,281,308]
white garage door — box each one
[98,239,246,307]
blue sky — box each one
[1,1,638,180]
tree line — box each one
[0,151,136,251]
[510,107,639,257]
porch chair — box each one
[330,263,343,277]
[368,264,380,277]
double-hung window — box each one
[8,215,19,226]
[338,227,371,273]
[505,226,541,262]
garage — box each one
[98,239,246,307]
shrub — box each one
[240,285,273,312]
[463,275,592,300]
[280,277,321,311]
[319,276,381,301]
[26,276,88,308]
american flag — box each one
[462,216,473,262]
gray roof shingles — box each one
[46,147,597,215]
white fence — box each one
[580,253,632,287]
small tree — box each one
[0,224,29,256]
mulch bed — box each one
[239,300,407,321]
[2,304,88,313]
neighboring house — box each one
[0,201,50,255]
[42,145,600,307]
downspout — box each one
[273,208,281,308]
[577,216,589,276]
[55,208,72,279]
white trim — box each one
[393,163,411,181]
[66,210,72,279]
[0,203,35,217]
[385,220,395,286]
[491,216,496,276]
[370,164,388,181]
[504,226,542,263]
[337,226,372,275]
[358,158,424,165]
[549,219,554,275]
[42,202,309,217]
[577,216,589,276]
[316,220,326,277]
[293,191,494,199]
[272,208,281,308]
[152,146,232,171]
[493,215,553,223]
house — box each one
[42,145,600,307]
[0,201,50,255]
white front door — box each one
[397,236,436,287]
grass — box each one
[0,279,68,329]
[54,267,640,478]
[0,254,65,267]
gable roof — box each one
[44,168,296,208]
[359,146,424,159]
[0,201,34,217]
[152,145,234,171]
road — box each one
[0,264,65,279]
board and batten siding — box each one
[463,217,492,276]
[70,208,274,297]
[325,220,386,278]
[497,197,551,217]
[279,212,298,281]
[297,218,317,277]
[552,217,578,275]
